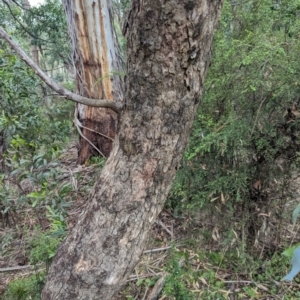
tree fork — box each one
[40,0,223,298]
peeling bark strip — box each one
[42,0,223,299]
[63,0,123,163]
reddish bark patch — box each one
[78,113,116,164]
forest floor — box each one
[1,143,300,299]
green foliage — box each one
[160,245,299,299]
[164,259,195,300]
[0,47,73,157]
[86,156,106,167]
[282,244,300,258]
[5,273,45,300]
[0,32,71,293]
[29,232,62,269]
[292,203,300,225]
[0,38,73,224]
[113,0,131,13]
[136,277,158,288]
[20,0,71,67]
[168,0,300,254]
[281,206,300,281]
[0,1,19,30]
[0,50,40,149]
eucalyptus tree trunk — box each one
[63,0,123,164]
[22,0,39,67]
[42,0,223,299]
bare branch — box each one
[0,265,32,272]
[2,0,49,43]
[0,26,121,113]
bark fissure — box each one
[42,0,223,299]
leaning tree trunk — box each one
[42,0,223,299]
[64,0,123,164]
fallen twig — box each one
[127,272,164,282]
[156,220,173,239]
[0,265,32,272]
[143,246,171,254]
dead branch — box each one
[0,265,32,272]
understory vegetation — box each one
[1,0,300,299]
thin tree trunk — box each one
[22,0,38,66]
[63,0,123,164]
[42,0,223,299]
[22,0,42,98]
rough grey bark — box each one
[42,0,224,299]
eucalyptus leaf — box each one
[282,243,300,258]
[292,204,300,225]
[281,246,300,281]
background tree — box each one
[2,0,123,166]
[63,0,124,164]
